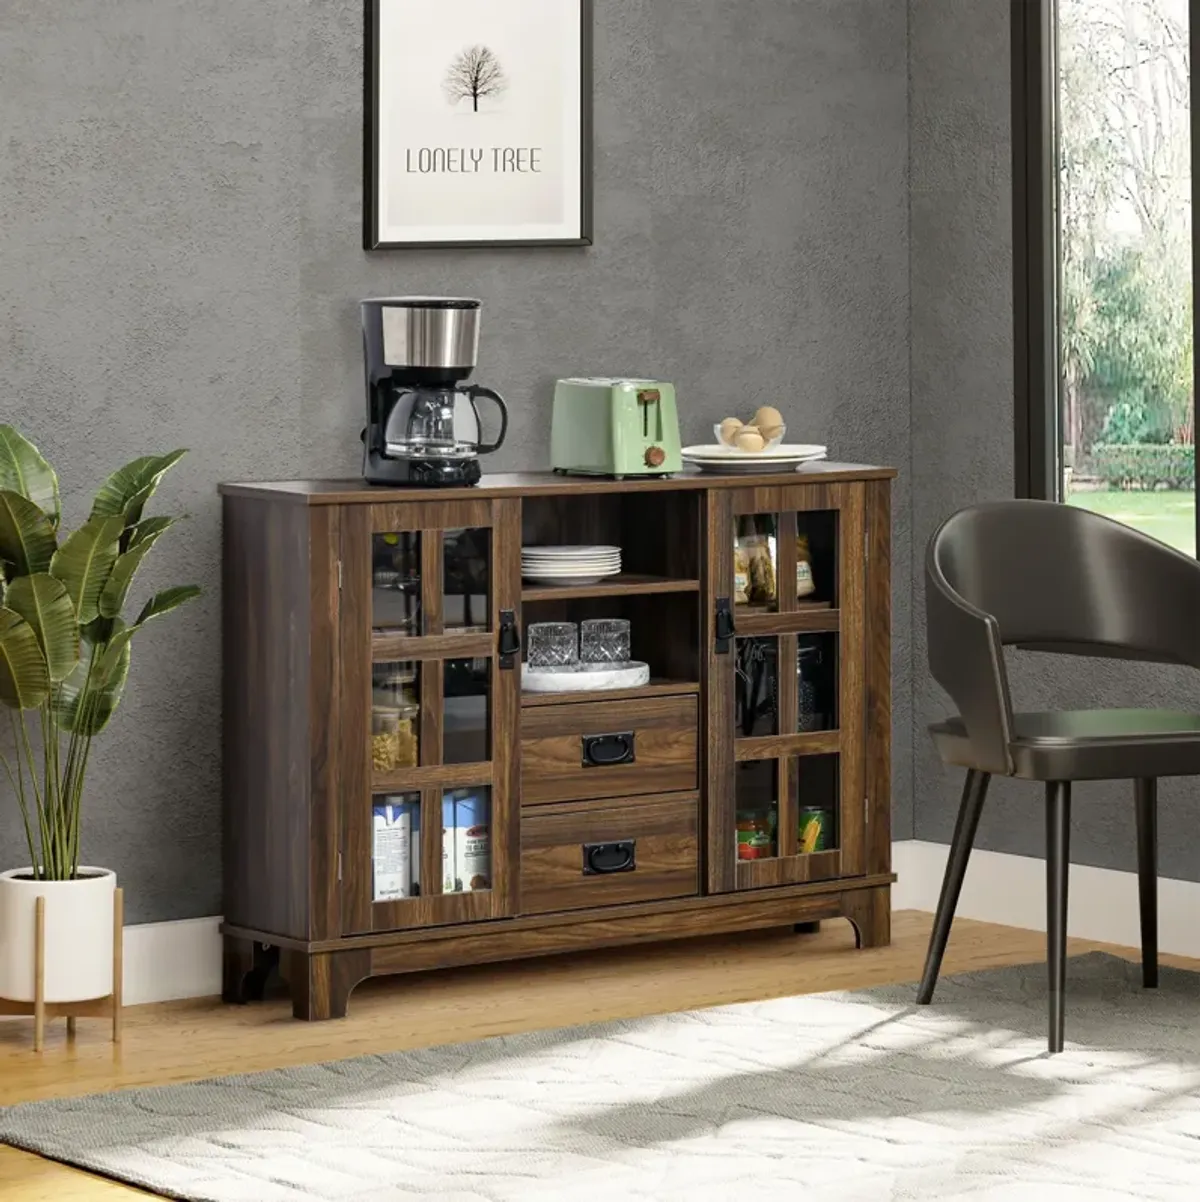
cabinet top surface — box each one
[219,464,896,504]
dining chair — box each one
[918,499,1200,1053]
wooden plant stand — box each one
[0,887,123,1051]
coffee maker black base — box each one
[364,451,482,489]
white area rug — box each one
[4,953,1200,1201]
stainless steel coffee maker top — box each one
[364,297,481,371]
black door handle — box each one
[583,840,637,875]
[498,609,520,669]
[581,731,636,767]
[715,597,735,654]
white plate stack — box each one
[521,545,622,586]
[680,443,829,474]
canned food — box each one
[798,807,831,854]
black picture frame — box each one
[363,0,594,251]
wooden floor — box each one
[2,909,1195,1201]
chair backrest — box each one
[926,499,1200,775]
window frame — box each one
[1012,0,1200,552]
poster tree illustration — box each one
[444,45,508,112]
[366,0,592,248]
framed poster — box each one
[364,0,593,249]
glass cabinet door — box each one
[341,498,520,935]
[707,484,866,893]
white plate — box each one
[521,564,625,579]
[680,443,828,461]
[521,545,621,559]
[522,557,621,566]
[522,661,651,693]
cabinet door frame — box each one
[338,497,521,934]
[705,482,867,894]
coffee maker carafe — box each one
[362,298,509,488]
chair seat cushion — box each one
[930,709,1200,781]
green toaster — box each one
[550,378,683,477]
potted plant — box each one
[0,426,199,1004]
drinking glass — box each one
[526,622,579,667]
[580,619,631,664]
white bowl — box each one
[714,422,786,451]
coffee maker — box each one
[362,297,509,487]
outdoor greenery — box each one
[1069,487,1196,554]
[1088,443,1195,489]
[0,426,199,881]
[1060,0,1193,487]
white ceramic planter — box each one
[0,868,117,1003]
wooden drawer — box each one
[520,794,699,915]
[520,694,698,805]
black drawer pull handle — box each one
[581,731,636,767]
[583,840,636,875]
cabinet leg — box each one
[844,886,891,950]
[282,949,371,1021]
[222,935,277,1005]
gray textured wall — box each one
[909,0,1200,880]
[0,1,911,921]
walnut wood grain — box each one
[865,480,893,876]
[222,871,897,954]
[222,495,314,941]
[420,533,444,635]
[338,506,374,935]
[369,887,846,978]
[520,794,699,914]
[705,488,737,893]
[733,609,840,636]
[221,467,894,1019]
[521,680,700,708]
[735,848,842,889]
[372,632,493,661]
[219,464,898,505]
[734,731,841,761]
[491,498,523,915]
[521,574,700,602]
[520,695,698,805]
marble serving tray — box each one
[521,661,651,694]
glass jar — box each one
[797,643,825,732]
[736,807,777,860]
[373,663,418,709]
[372,696,419,771]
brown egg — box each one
[718,417,743,446]
[759,423,785,443]
[752,406,784,431]
[734,428,765,453]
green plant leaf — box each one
[49,515,124,625]
[135,585,201,628]
[126,515,178,549]
[90,451,187,527]
[0,608,50,709]
[0,426,60,528]
[0,490,57,576]
[98,524,172,620]
[4,574,78,683]
[56,632,130,736]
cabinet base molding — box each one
[223,880,892,1021]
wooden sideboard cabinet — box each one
[219,465,895,1020]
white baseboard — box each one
[122,916,222,1005]
[892,839,1200,959]
[111,841,1200,1005]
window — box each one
[1014,0,1198,555]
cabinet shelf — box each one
[521,679,700,708]
[522,575,700,602]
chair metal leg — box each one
[1135,778,1158,989]
[917,769,990,1005]
[1046,781,1071,1055]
